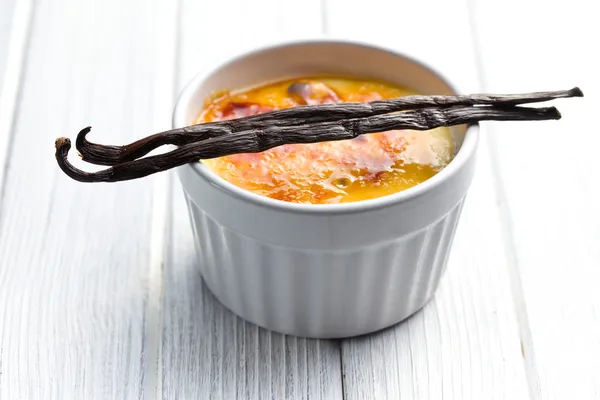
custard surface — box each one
[196,77,455,204]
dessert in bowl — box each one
[173,39,478,338]
[198,76,455,204]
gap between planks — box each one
[0,0,34,211]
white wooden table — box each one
[0,0,598,398]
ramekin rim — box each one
[173,37,480,215]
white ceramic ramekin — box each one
[173,39,479,338]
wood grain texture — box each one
[324,0,531,398]
[0,0,176,398]
[470,1,600,399]
[158,0,344,399]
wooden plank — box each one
[469,1,600,399]
[324,0,531,398]
[158,1,344,399]
[0,0,177,398]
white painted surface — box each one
[0,0,597,398]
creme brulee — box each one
[196,77,455,204]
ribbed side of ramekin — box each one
[184,192,465,338]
